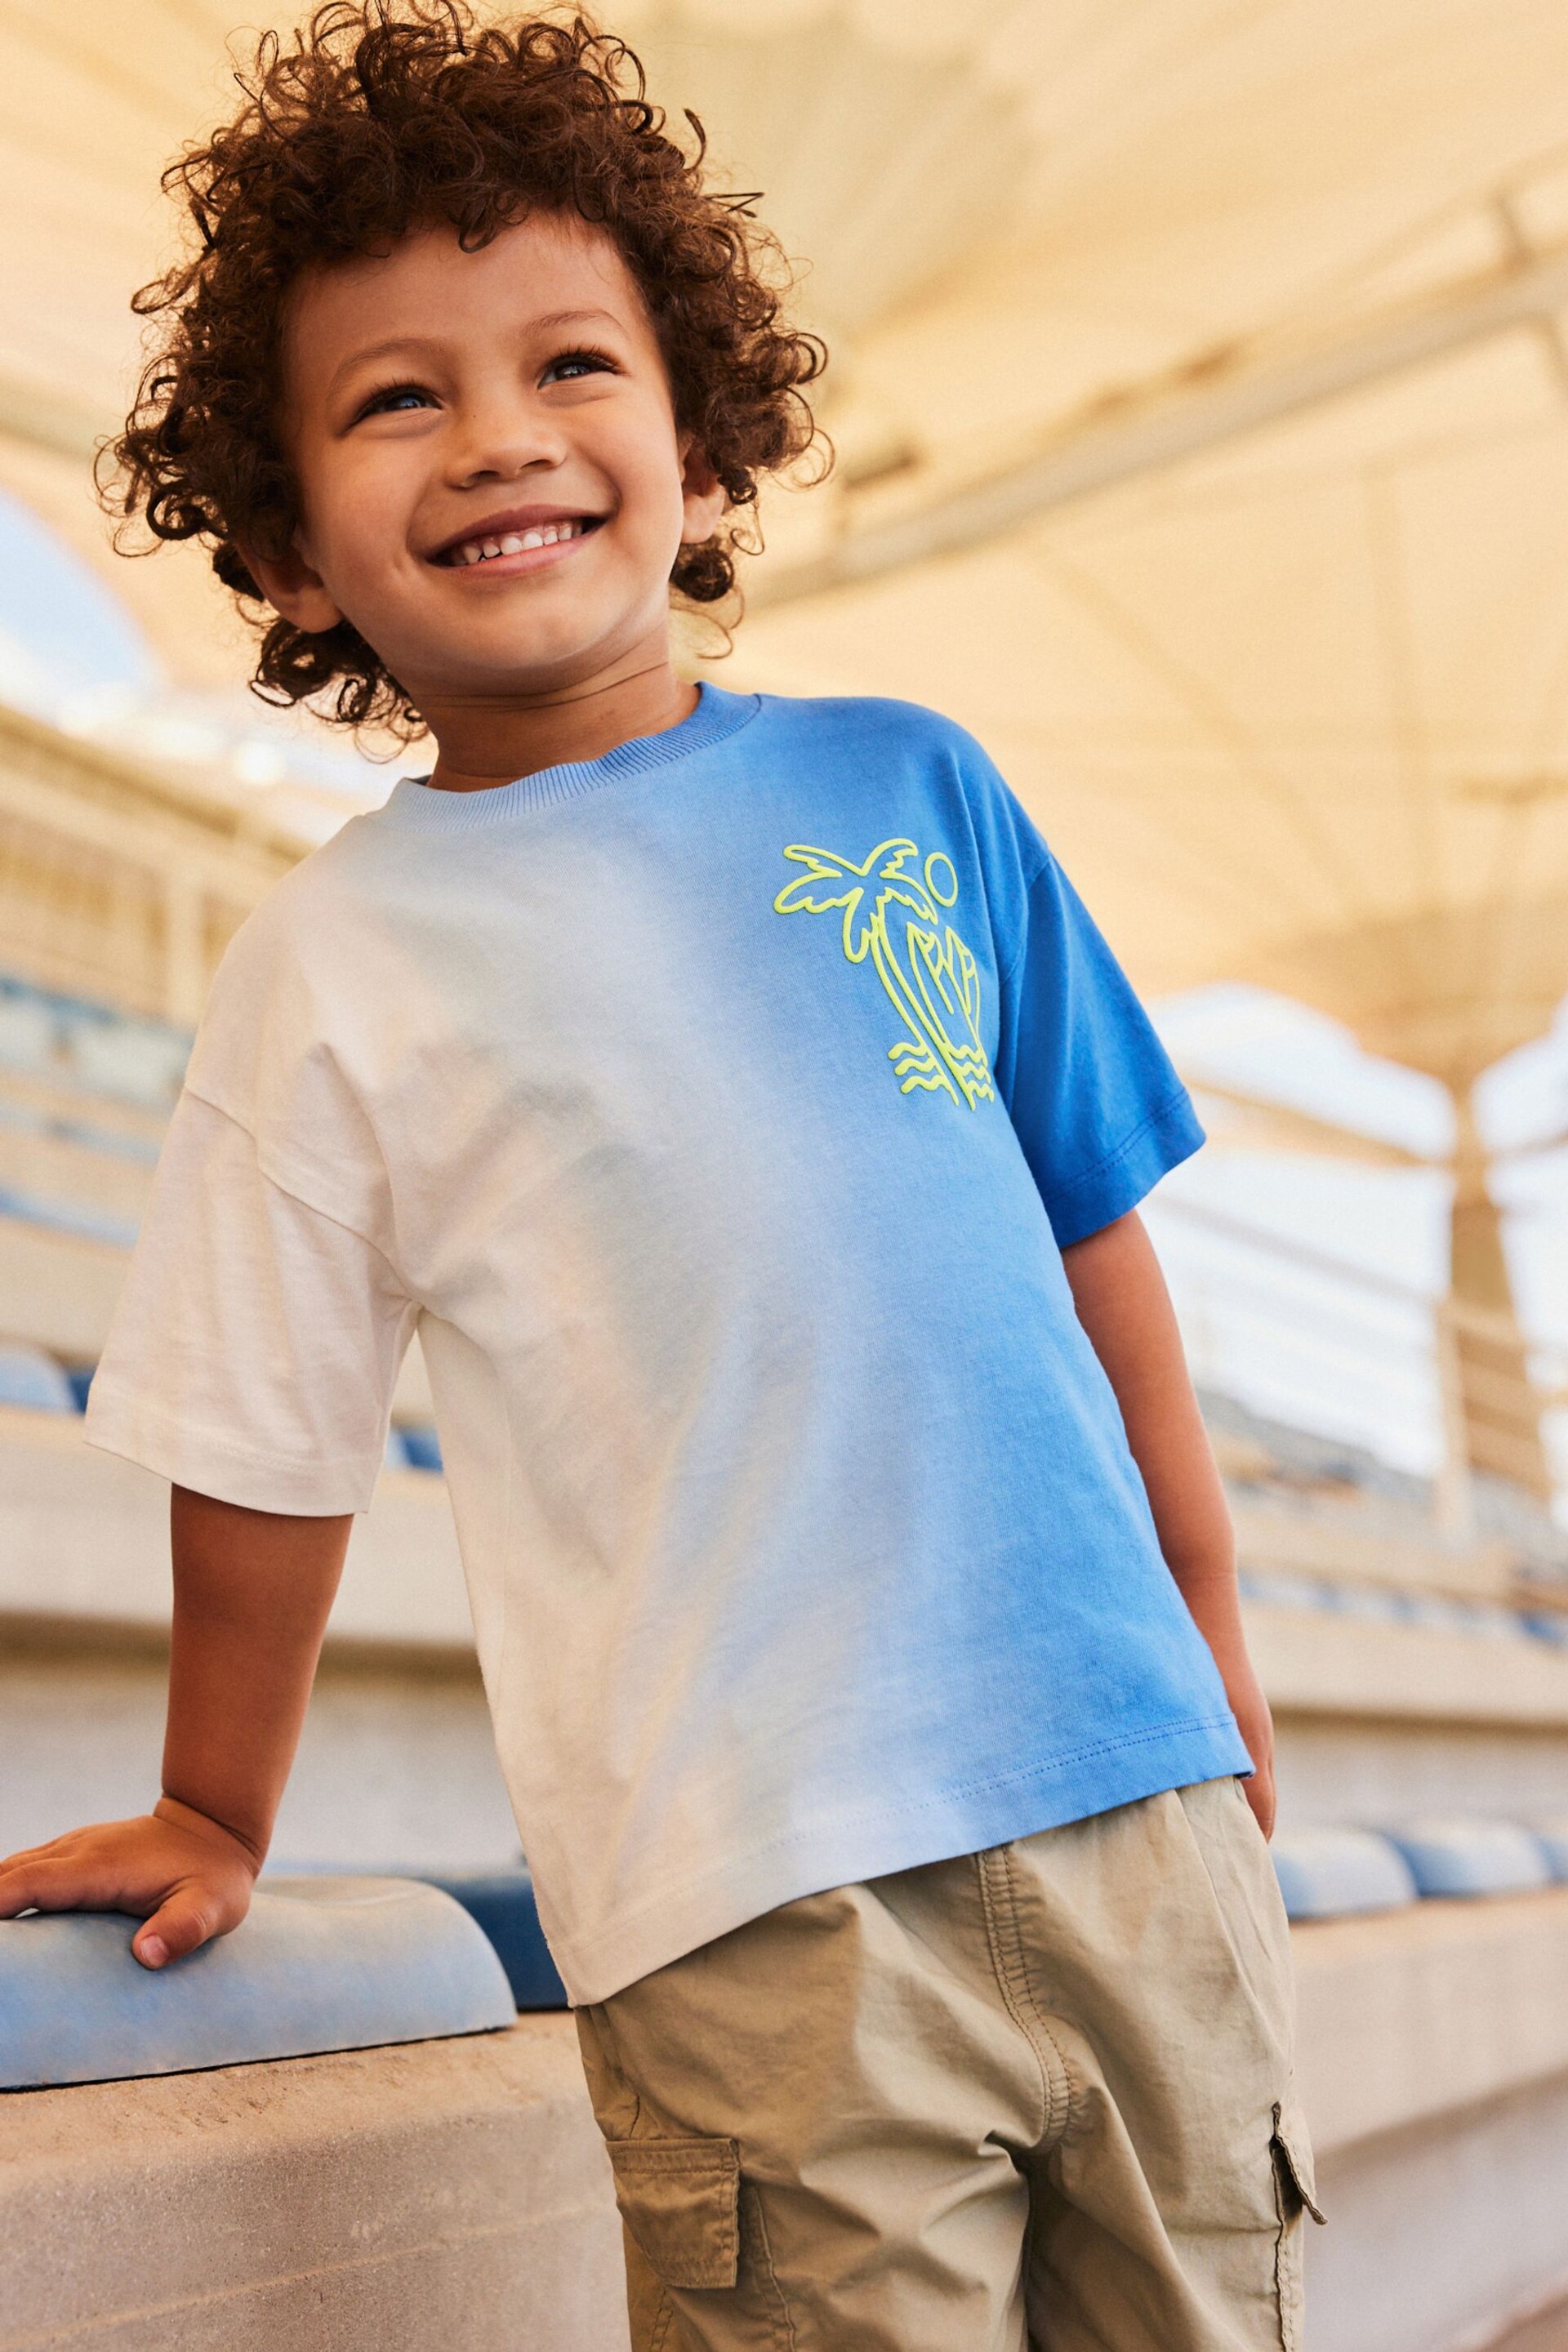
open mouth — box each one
[434,515,605,568]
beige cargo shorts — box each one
[576,1775,1322,2352]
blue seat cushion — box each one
[414,1870,568,2009]
[0,1878,515,2090]
[1530,1820,1568,1882]
[1272,1829,1418,1921]
[1383,1821,1552,1899]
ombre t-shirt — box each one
[87,684,1248,2002]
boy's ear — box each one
[236,533,345,634]
[678,437,726,546]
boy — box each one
[0,9,1320,2346]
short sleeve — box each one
[992,849,1204,1248]
[85,1090,416,1515]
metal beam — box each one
[754,238,1568,608]
[1188,1078,1430,1171]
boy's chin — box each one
[403,642,653,706]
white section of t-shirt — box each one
[91,1093,416,1515]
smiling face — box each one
[261,212,725,709]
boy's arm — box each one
[0,1489,349,1967]
[1061,1209,1276,1838]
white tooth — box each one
[463,542,483,565]
[521,528,545,550]
[498,534,523,555]
[481,537,501,558]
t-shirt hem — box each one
[550,1711,1252,2005]
[84,1380,379,1517]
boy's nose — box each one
[448,402,570,488]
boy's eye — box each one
[541,348,616,386]
[355,383,436,421]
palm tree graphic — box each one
[774,838,995,1108]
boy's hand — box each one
[0,1491,349,1974]
[1218,1654,1276,1841]
[0,1795,260,1969]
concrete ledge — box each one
[1232,1498,1515,1602]
[1243,1600,1568,1727]
[1294,1886,1568,2154]
[0,1412,472,1650]
[0,2017,628,2352]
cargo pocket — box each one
[608,2135,742,2292]
[1271,2101,1325,2351]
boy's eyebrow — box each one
[327,308,629,393]
[529,307,626,335]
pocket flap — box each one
[1272,2101,1325,2226]
[607,2135,742,2289]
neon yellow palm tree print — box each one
[773,838,996,1108]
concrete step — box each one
[0,2016,626,2350]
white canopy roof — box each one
[3,1,1568,1076]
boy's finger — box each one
[0,1833,91,1879]
[1241,1773,1276,1842]
[133,1888,227,1968]
[0,1861,87,1917]
[0,1868,38,1918]
[0,1838,60,1870]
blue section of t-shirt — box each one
[645,688,1252,1851]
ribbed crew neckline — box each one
[374,680,760,831]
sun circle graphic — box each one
[924,852,959,907]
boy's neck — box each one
[421,642,697,794]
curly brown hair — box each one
[106,2,826,737]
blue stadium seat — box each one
[1383,1820,1553,1899]
[1531,1821,1568,1882]
[0,1877,515,2090]
[0,1341,77,1414]
[0,1183,138,1248]
[1271,1829,1419,1920]
[414,1869,568,2009]
[0,983,57,1074]
[398,1424,444,1473]
[68,1021,188,1108]
[1236,1570,1340,1612]
[0,971,189,1108]
[384,1424,443,1472]
[1400,1595,1512,1637]
[1321,1584,1414,1624]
